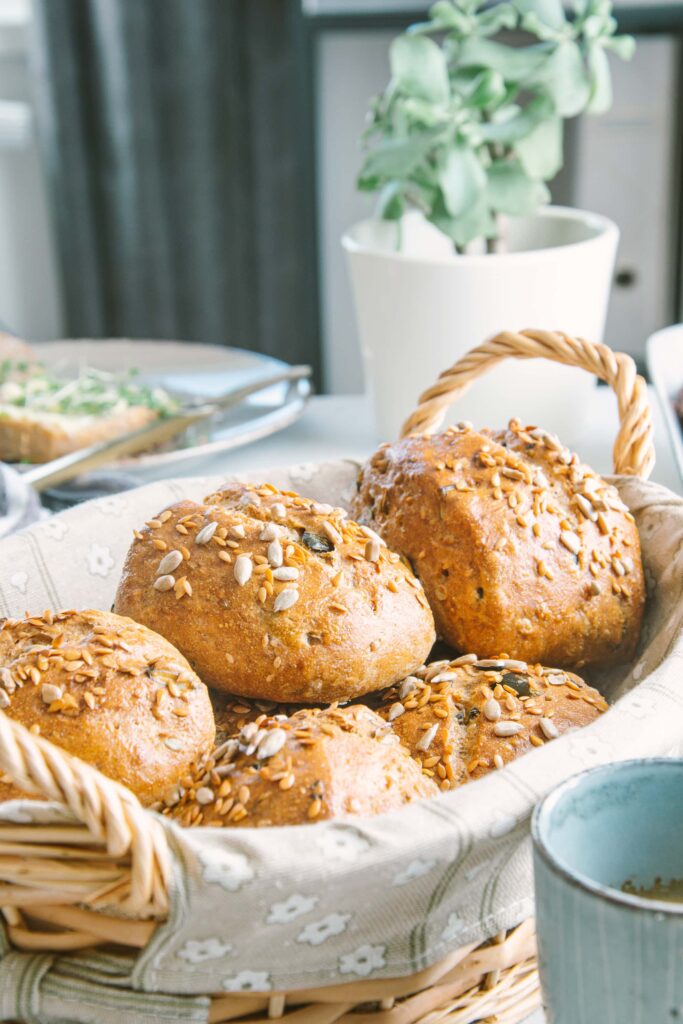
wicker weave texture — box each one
[0,330,653,1022]
[401,328,654,480]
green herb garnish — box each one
[0,361,178,418]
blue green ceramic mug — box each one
[532,759,683,1023]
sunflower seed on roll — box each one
[377,656,608,790]
[352,419,644,670]
[115,481,435,704]
[169,704,438,828]
[0,609,215,807]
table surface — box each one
[137,383,678,1024]
[151,384,681,496]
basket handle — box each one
[400,328,654,479]
[0,709,171,915]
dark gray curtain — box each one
[29,0,321,380]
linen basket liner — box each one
[0,460,681,1017]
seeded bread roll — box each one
[351,419,645,669]
[167,704,438,827]
[0,610,215,805]
[211,691,302,746]
[115,482,436,703]
[378,656,608,790]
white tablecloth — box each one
[128,385,681,496]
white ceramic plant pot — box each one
[342,206,619,442]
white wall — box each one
[0,0,64,340]
[570,36,678,357]
[315,29,394,395]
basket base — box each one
[207,923,540,1024]
[3,904,539,1024]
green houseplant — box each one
[358,0,634,252]
[343,0,632,441]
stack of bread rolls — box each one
[0,422,644,827]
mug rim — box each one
[531,758,683,917]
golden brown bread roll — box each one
[377,656,608,789]
[211,691,301,746]
[351,419,645,669]
[115,482,436,703]
[0,609,215,805]
[166,704,438,827]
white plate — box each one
[646,325,683,486]
[29,338,311,478]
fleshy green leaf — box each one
[390,33,450,103]
[604,33,635,61]
[467,69,507,108]
[421,1,473,35]
[402,97,449,128]
[532,40,590,116]
[516,115,563,179]
[358,128,445,184]
[519,13,557,42]
[516,0,567,32]
[377,182,406,220]
[411,162,440,190]
[458,120,485,148]
[477,3,518,36]
[586,42,612,113]
[457,37,548,81]
[480,94,554,144]
[517,0,567,31]
[486,159,550,214]
[438,143,487,216]
[430,193,496,248]
[492,103,522,122]
[429,0,457,20]
[583,14,607,39]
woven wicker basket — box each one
[0,330,656,1024]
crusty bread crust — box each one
[378,656,608,789]
[211,691,305,745]
[0,609,215,805]
[115,482,436,703]
[0,404,157,463]
[168,704,438,827]
[352,420,645,669]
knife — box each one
[20,365,312,493]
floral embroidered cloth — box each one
[0,461,681,1020]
